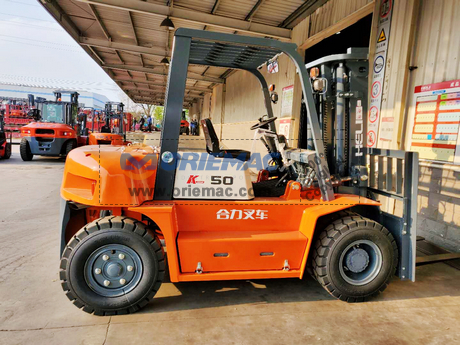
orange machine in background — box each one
[20,91,88,161]
[88,102,130,146]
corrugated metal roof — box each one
[42,0,327,106]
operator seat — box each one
[100,125,111,133]
[201,119,251,161]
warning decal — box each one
[368,0,394,148]
[378,29,386,43]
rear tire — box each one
[60,216,165,315]
[3,143,11,159]
[20,138,33,161]
[311,212,398,302]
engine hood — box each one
[61,144,159,207]
[24,122,74,131]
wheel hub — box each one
[84,244,143,297]
[338,240,383,286]
[345,248,369,273]
[105,262,123,278]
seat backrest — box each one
[201,118,220,153]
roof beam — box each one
[79,37,169,58]
[74,0,291,39]
[127,11,139,45]
[88,4,111,40]
[131,91,204,99]
[130,92,197,100]
[103,64,224,83]
[297,2,374,50]
[114,50,124,63]
[279,0,328,28]
[244,0,266,21]
[87,46,105,65]
[211,0,222,14]
[123,85,205,96]
[130,95,196,103]
[115,78,213,92]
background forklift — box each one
[88,102,129,145]
[180,110,190,135]
[58,29,418,315]
[0,110,12,159]
[20,91,87,161]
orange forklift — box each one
[88,102,129,145]
[179,110,190,135]
[20,91,87,161]
[59,29,418,315]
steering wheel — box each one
[250,116,277,130]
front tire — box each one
[60,216,165,315]
[20,138,33,161]
[64,140,77,157]
[3,143,11,159]
[311,213,398,302]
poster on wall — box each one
[367,0,394,147]
[408,79,460,163]
[281,85,294,117]
[279,118,291,143]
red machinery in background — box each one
[180,110,189,135]
[81,108,132,135]
[0,110,12,159]
[0,96,36,138]
[80,108,105,133]
[124,112,132,133]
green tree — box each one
[153,106,164,124]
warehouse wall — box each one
[376,0,418,150]
[202,0,375,155]
[404,0,460,252]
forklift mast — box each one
[305,48,369,180]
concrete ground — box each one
[1,144,460,345]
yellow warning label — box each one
[378,29,386,42]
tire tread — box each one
[60,216,165,315]
[311,211,398,303]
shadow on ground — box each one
[140,275,334,314]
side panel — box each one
[177,230,307,273]
[130,195,379,282]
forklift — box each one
[0,110,12,159]
[88,102,129,145]
[180,110,190,135]
[59,29,418,315]
[20,91,87,161]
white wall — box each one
[0,83,110,109]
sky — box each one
[0,0,123,102]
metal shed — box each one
[39,0,327,107]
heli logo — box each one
[187,175,204,184]
[217,209,268,220]
[355,102,363,157]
